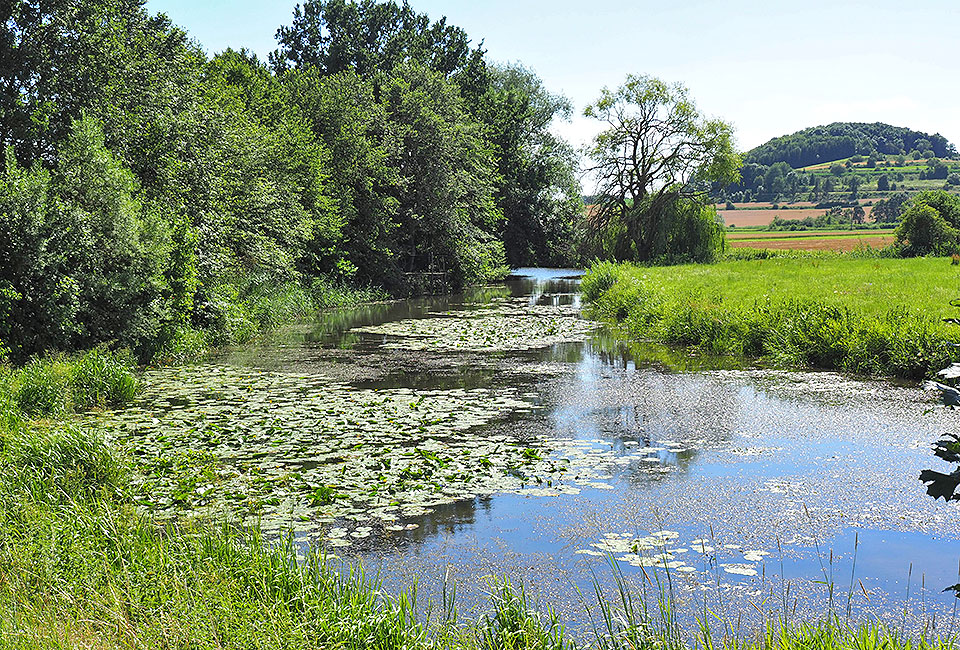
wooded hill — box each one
[745,122,957,169]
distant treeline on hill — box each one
[745,122,957,168]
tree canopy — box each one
[271,0,473,77]
[0,0,588,362]
[895,190,960,256]
[584,75,740,262]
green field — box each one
[582,256,960,377]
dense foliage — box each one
[745,122,956,169]
[583,75,740,263]
[895,190,960,256]
[0,0,585,362]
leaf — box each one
[932,434,960,463]
[919,469,960,501]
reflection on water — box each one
[208,267,960,632]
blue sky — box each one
[146,0,960,156]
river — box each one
[99,268,960,637]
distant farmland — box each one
[720,205,875,227]
[727,229,895,251]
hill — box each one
[744,122,957,168]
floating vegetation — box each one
[580,531,772,581]
[92,363,671,548]
[352,299,596,352]
[721,563,759,576]
[92,366,569,537]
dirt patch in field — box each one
[727,229,894,241]
[722,207,875,228]
[728,235,895,251]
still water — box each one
[126,268,960,633]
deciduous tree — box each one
[583,75,740,261]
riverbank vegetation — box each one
[581,256,960,378]
[0,0,586,364]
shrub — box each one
[895,204,957,256]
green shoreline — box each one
[580,257,960,378]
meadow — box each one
[581,255,960,377]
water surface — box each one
[106,268,960,635]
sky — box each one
[146,0,960,157]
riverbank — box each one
[147,278,387,366]
[581,257,960,378]
[3,277,960,648]
[0,407,954,649]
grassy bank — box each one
[0,354,956,648]
[581,256,960,378]
[149,277,386,365]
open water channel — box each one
[98,268,960,636]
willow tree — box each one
[584,75,740,262]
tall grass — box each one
[581,257,960,378]
[150,275,387,365]
[0,348,140,419]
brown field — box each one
[721,206,874,227]
[718,201,816,209]
[716,199,875,211]
[728,235,895,251]
[727,229,893,240]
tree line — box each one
[744,122,956,169]
[0,0,586,362]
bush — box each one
[895,204,958,256]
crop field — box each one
[726,229,895,240]
[726,228,895,251]
[798,158,960,173]
[721,206,876,227]
[727,234,894,251]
